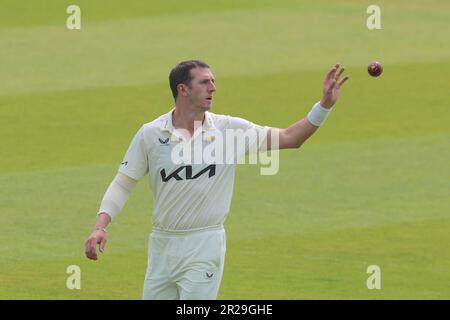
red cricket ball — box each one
[368,61,383,77]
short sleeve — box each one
[226,116,270,154]
[118,126,149,180]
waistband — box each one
[151,224,224,237]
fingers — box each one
[85,234,108,260]
[326,63,340,80]
[85,237,98,260]
[334,66,345,81]
[325,63,350,88]
[338,75,350,86]
[99,238,107,253]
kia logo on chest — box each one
[160,165,216,182]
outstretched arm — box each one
[267,63,350,150]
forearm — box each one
[276,102,331,149]
[283,117,319,149]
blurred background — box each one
[0,0,449,299]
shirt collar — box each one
[160,109,217,134]
[160,109,174,133]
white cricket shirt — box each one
[118,109,269,231]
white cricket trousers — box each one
[142,225,226,300]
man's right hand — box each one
[85,229,107,260]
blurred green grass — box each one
[1,1,449,96]
[0,0,449,299]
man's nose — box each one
[209,82,216,92]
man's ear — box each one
[177,83,189,97]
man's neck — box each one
[172,105,205,136]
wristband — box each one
[307,102,331,127]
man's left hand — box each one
[320,63,350,109]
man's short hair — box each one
[169,60,210,101]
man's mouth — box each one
[206,97,213,101]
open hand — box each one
[320,63,350,109]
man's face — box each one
[184,67,216,111]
